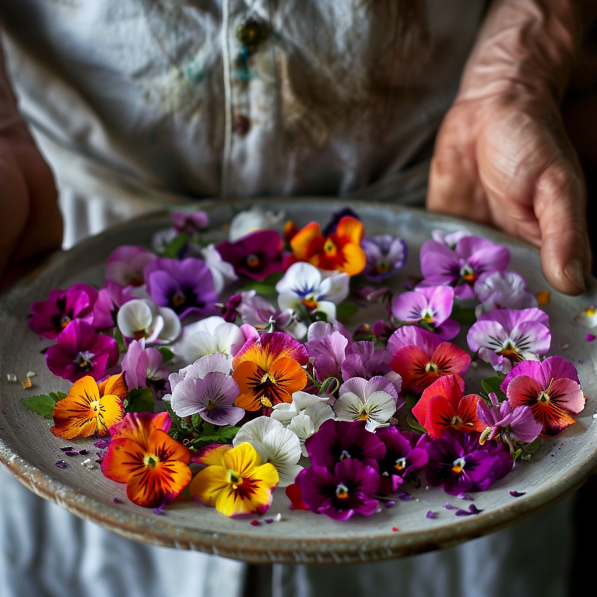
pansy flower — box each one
[51,373,127,439]
[92,281,136,331]
[105,245,156,287]
[232,332,309,411]
[431,230,473,248]
[574,306,597,329]
[228,207,285,242]
[361,235,407,281]
[190,443,278,517]
[101,412,192,508]
[121,338,170,398]
[117,298,181,344]
[388,327,470,393]
[290,216,366,276]
[171,210,209,234]
[198,244,238,294]
[29,283,99,340]
[46,320,120,382]
[473,271,537,315]
[412,375,484,439]
[500,356,585,436]
[305,321,352,382]
[340,341,402,393]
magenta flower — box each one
[422,430,513,495]
[473,271,537,315]
[92,282,136,330]
[144,257,218,319]
[500,356,585,436]
[46,320,119,382]
[29,283,99,339]
[295,458,379,520]
[340,341,402,393]
[467,308,551,374]
[419,236,510,298]
[361,235,407,281]
[121,338,170,398]
[392,286,460,341]
[376,428,428,494]
[105,246,156,287]
[171,210,209,234]
[305,321,352,382]
[216,230,284,280]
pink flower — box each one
[121,338,170,398]
[92,282,136,330]
[305,321,352,382]
[172,210,209,234]
[105,246,156,287]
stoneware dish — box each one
[1,199,596,565]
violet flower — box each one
[340,341,402,393]
[361,235,407,281]
[46,320,119,382]
[295,458,379,520]
[474,271,538,315]
[92,281,136,330]
[144,257,218,319]
[216,230,284,280]
[431,230,473,248]
[392,286,460,340]
[322,207,360,237]
[29,283,99,339]
[171,210,209,234]
[419,236,510,298]
[467,308,551,374]
[305,321,352,382]
[121,338,170,398]
[105,246,156,287]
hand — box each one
[0,122,62,288]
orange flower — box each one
[51,374,127,439]
[290,216,366,276]
[101,412,192,508]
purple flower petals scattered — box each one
[264,518,274,524]
[362,235,407,281]
[384,500,396,509]
[113,497,122,503]
[152,505,165,515]
[443,503,455,510]
[250,520,261,526]
[426,510,437,519]
[455,504,484,516]
[55,460,67,469]
[509,491,526,498]
[587,334,596,342]
[94,439,110,449]
[457,493,473,500]
[59,446,74,452]
[398,491,413,501]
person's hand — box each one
[0,121,62,288]
[427,88,590,295]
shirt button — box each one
[236,17,268,51]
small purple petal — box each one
[587,334,596,342]
[443,503,456,510]
[398,491,413,501]
[78,449,89,455]
[264,518,274,524]
[384,500,396,509]
[509,490,526,498]
[250,520,261,526]
[59,446,74,452]
[113,497,123,503]
[152,506,165,515]
[456,493,473,500]
[94,439,110,449]
[426,510,437,519]
[63,450,78,457]
[55,460,67,469]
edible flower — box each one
[172,210,209,234]
[121,338,170,398]
[473,271,537,315]
[105,245,156,287]
[92,281,136,330]
[190,443,278,517]
[340,341,402,393]
[361,235,407,281]
[575,306,597,329]
[305,321,351,382]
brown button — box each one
[232,113,251,137]
[236,17,268,51]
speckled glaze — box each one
[1,199,597,565]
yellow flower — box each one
[190,443,279,517]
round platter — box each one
[1,198,596,565]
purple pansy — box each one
[92,282,136,330]
[305,321,352,382]
[121,338,170,399]
[144,257,218,319]
[340,341,402,393]
[467,308,551,373]
[431,230,473,248]
[29,283,99,340]
[105,246,156,287]
[474,271,538,315]
[295,458,379,520]
[216,230,284,280]
[322,207,360,237]
[392,286,460,341]
[171,210,209,234]
[361,235,407,282]
[45,320,119,382]
[419,236,510,298]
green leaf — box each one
[481,377,507,402]
[187,426,241,450]
[48,391,67,402]
[523,436,541,454]
[513,448,523,461]
[407,415,427,435]
[335,303,359,321]
[314,311,328,323]
[157,346,174,364]
[162,233,189,259]
[237,271,285,296]
[113,328,126,353]
[451,304,477,325]
[405,393,419,410]
[201,423,217,437]
[191,413,203,432]
[21,394,56,419]
[126,388,155,414]
[216,426,241,442]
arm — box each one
[427,0,597,295]
[0,38,62,285]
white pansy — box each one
[229,207,285,242]
[474,271,538,316]
[575,306,597,329]
[271,390,333,424]
[172,316,246,362]
[288,403,335,456]
[199,244,238,294]
[276,262,350,321]
[431,229,473,248]
[116,298,180,343]
[233,417,302,487]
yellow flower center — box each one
[206,399,217,411]
[358,410,369,421]
[324,239,337,255]
[228,469,242,488]
[451,458,465,475]
[172,292,186,308]
[90,400,101,414]
[421,311,434,323]
[450,415,463,430]
[425,362,439,373]
[499,342,521,361]
[538,391,550,404]
[60,316,72,329]
[394,458,406,472]
[302,297,319,310]
[246,254,260,268]
[335,483,349,500]
[144,453,159,469]
[374,262,390,274]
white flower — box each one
[233,417,302,487]
[431,229,473,248]
[199,244,238,294]
[575,306,597,329]
[168,352,232,393]
[276,263,350,321]
[116,299,181,343]
[474,271,538,316]
[229,207,285,242]
[172,316,246,363]
[333,377,397,432]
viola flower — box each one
[51,373,127,439]
[290,216,366,276]
[340,341,402,393]
[170,354,244,426]
[271,391,335,424]
[575,306,597,329]
[198,244,238,294]
[423,430,513,495]
[388,327,471,393]
[305,321,352,382]
[473,271,537,316]
[228,207,285,242]
[46,320,120,382]
[121,338,170,398]
[412,375,484,439]
[467,308,551,374]
[101,413,192,508]
[216,230,284,280]
[233,417,302,486]
[419,236,510,298]
[105,246,156,287]
[275,262,350,321]
[190,443,278,517]
[376,427,428,494]
[232,332,309,411]
[322,207,361,237]
[29,283,99,339]
[172,316,247,363]
[171,210,209,234]
[144,257,219,319]
[431,230,473,248]
[334,377,399,431]
[295,458,379,520]
[117,298,181,344]
[361,235,407,281]
[392,286,460,341]
[305,419,386,471]
[500,356,585,436]
[92,282,136,330]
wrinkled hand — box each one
[0,122,62,288]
